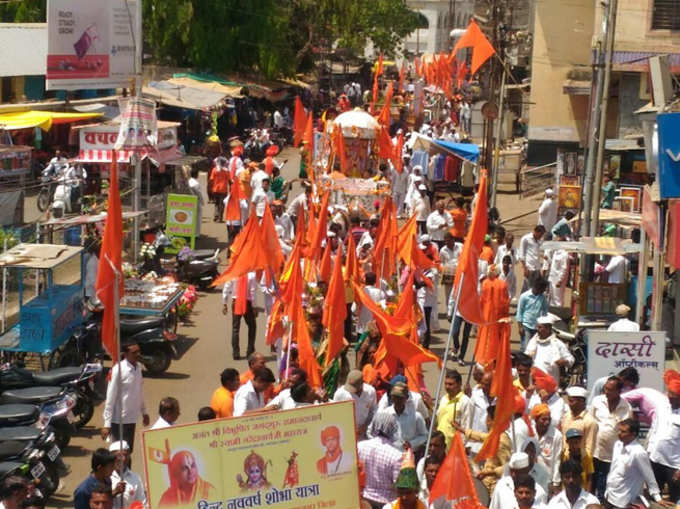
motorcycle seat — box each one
[0,441,25,460]
[120,316,164,334]
[0,461,25,478]
[0,386,62,404]
[0,405,39,425]
[32,366,82,386]
[0,427,42,442]
[190,249,215,259]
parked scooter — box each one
[50,176,82,218]
[119,315,178,375]
[36,166,59,212]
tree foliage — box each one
[0,0,45,22]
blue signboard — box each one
[657,112,680,198]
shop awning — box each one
[411,133,480,163]
[0,110,103,131]
[75,145,182,165]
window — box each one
[651,0,680,30]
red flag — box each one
[475,325,517,461]
[452,170,488,324]
[95,157,123,362]
[430,432,486,509]
[452,20,496,76]
[293,96,306,147]
[323,249,347,367]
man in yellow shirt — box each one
[210,368,240,418]
[436,369,471,446]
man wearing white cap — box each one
[412,184,431,234]
[405,165,424,211]
[607,304,639,332]
[537,189,558,232]
[109,440,146,509]
[524,315,574,384]
[489,452,547,509]
[560,386,597,457]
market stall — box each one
[0,244,83,365]
[72,120,184,230]
[411,133,480,193]
[120,278,184,317]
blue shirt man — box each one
[516,278,549,350]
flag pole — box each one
[424,272,464,457]
[104,254,123,453]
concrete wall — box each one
[404,0,474,55]
[0,24,47,78]
[527,0,595,157]
[616,72,647,137]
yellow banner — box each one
[142,401,360,509]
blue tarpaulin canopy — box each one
[411,133,480,163]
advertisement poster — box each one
[46,0,136,90]
[657,112,680,198]
[587,331,665,392]
[166,194,198,249]
[558,184,581,211]
[115,97,158,151]
[143,401,360,509]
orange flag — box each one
[377,52,384,77]
[398,62,405,93]
[319,242,332,282]
[475,325,517,462]
[334,126,349,173]
[293,96,306,147]
[377,81,394,126]
[308,191,329,263]
[344,233,360,283]
[224,174,245,223]
[451,20,496,76]
[393,131,405,173]
[323,249,347,367]
[452,170,488,324]
[398,215,438,271]
[430,431,487,509]
[294,302,323,389]
[95,156,123,363]
[370,72,379,115]
[266,298,285,346]
[377,126,394,160]
[259,203,285,278]
[373,197,398,279]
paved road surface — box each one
[49,147,544,506]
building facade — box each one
[404,0,474,56]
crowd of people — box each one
[22,86,675,509]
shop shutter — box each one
[652,0,680,30]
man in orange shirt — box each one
[480,234,495,264]
[449,197,467,242]
[210,368,240,418]
[208,157,231,222]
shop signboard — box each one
[46,0,137,90]
[166,194,198,250]
[587,331,665,392]
[142,401,360,509]
[656,112,680,198]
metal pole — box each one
[582,0,610,237]
[132,0,143,264]
[651,205,667,330]
[490,66,507,208]
[589,0,618,235]
[1,237,7,334]
[635,228,648,325]
[113,264,123,446]
[424,273,464,457]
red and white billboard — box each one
[46,0,137,90]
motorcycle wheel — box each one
[142,347,171,375]
[37,462,60,499]
[37,188,50,212]
[72,396,94,428]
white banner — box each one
[80,125,176,152]
[46,0,137,90]
[587,331,666,392]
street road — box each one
[49,147,542,506]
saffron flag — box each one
[323,249,347,367]
[308,191,329,263]
[451,20,496,76]
[373,197,398,279]
[377,52,384,77]
[393,131,405,173]
[344,233,360,283]
[334,126,349,174]
[452,170,488,324]
[319,242,332,282]
[398,215,438,271]
[95,156,123,363]
[475,325,517,462]
[293,96,306,147]
[430,432,486,509]
[377,81,394,127]
[377,126,394,160]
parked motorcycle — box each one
[176,249,219,289]
[120,315,178,375]
[0,432,64,498]
[0,364,101,429]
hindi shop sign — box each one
[166,194,198,249]
[587,331,666,392]
[46,0,137,90]
[657,113,680,199]
[142,401,360,509]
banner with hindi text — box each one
[142,401,360,509]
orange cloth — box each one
[451,20,496,76]
[473,277,509,365]
[323,249,348,367]
[449,207,467,238]
[453,170,488,325]
[532,367,558,394]
[665,369,680,394]
[209,167,230,194]
[430,432,485,508]
[530,403,551,419]
[210,386,234,418]
[239,370,254,386]
[293,96,306,148]
[480,245,494,264]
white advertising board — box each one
[46,0,137,90]
[587,331,666,392]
